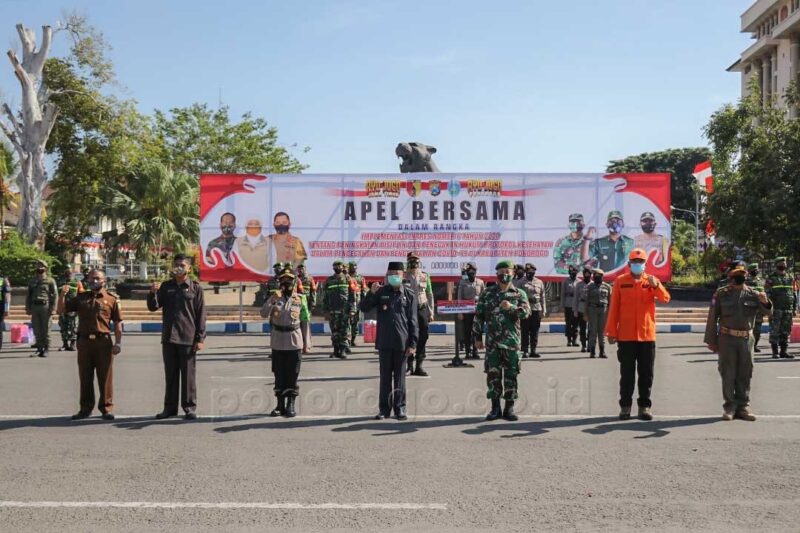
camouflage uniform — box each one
[553,213,587,274]
[347,263,367,345]
[473,282,531,401]
[322,264,356,358]
[765,261,795,358]
[746,265,765,351]
[59,278,82,350]
[205,234,236,263]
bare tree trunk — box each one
[0,24,57,246]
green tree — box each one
[0,230,57,285]
[704,81,800,257]
[606,147,711,222]
[101,162,199,273]
[152,103,308,176]
[0,143,15,240]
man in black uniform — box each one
[147,254,207,420]
[360,261,418,421]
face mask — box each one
[221,225,235,236]
[778,264,786,271]
[334,267,342,274]
[274,224,290,235]
[630,262,645,276]
[497,273,512,284]
[37,268,46,274]
[593,276,603,284]
[525,272,534,280]
[408,261,419,269]
[349,268,356,275]
[515,270,524,279]
[280,281,293,292]
[569,272,577,280]
[387,274,403,287]
[467,272,476,281]
[583,273,591,282]
[172,266,187,277]
[732,274,746,285]
[641,222,656,234]
[608,221,624,234]
[89,280,104,291]
[749,270,758,277]
[568,222,580,232]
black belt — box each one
[33,301,49,306]
[79,333,111,340]
[271,323,300,332]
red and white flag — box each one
[693,160,714,194]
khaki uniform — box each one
[514,277,546,355]
[65,289,123,414]
[586,281,612,355]
[262,291,303,397]
[704,285,771,413]
[26,276,57,352]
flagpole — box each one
[695,189,700,258]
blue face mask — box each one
[387,274,403,287]
[462,274,468,280]
[630,262,645,275]
[609,222,624,234]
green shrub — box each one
[0,231,60,286]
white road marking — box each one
[777,376,800,379]
[0,501,447,510]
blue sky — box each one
[0,0,753,174]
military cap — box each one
[495,259,514,270]
[582,266,592,275]
[465,262,477,270]
[388,261,405,271]
[278,267,295,279]
[35,259,48,268]
[568,213,584,222]
[747,263,759,270]
[348,261,357,267]
[640,211,656,221]
[332,259,344,266]
[525,263,536,270]
[629,248,647,261]
[607,210,624,221]
[272,262,283,269]
[592,268,605,276]
[728,261,747,277]
[775,256,787,263]
[514,264,524,271]
[407,252,420,260]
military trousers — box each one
[328,311,350,352]
[617,341,655,408]
[717,334,754,412]
[587,305,609,352]
[379,348,407,416]
[77,336,114,414]
[59,313,78,345]
[462,313,478,357]
[272,349,301,397]
[162,342,197,414]
[521,311,541,354]
[753,313,764,346]
[485,347,521,400]
[349,310,361,343]
[768,308,793,344]
[31,304,51,349]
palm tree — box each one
[102,162,199,277]
[0,144,17,241]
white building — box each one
[729,0,800,114]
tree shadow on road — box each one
[582,416,721,439]
[461,416,618,438]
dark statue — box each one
[396,142,440,173]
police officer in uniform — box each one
[58,268,83,351]
[765,256,795,359]
[360,262,418,420]
[514,263,546,358]
[561,265,579,347]
[0,270,9,352]
[705,262,771,421]
[404,252,434,376]
[321,260,355,359]
[747,263,765,352]
[261,266,304,418]
[347,261,368,347]
[58,269,123,420]
[572,267,591,352]
[585,268,612,358]
[26,260,58,357]
[457,262,485,360]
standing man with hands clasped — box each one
[360,261,418,421]
[705,261,771,421]
[605,248,670,421]
[147,254,207,420]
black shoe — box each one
[344,346,352,355]
[413,366,428,377]
[184,412,197,420]
[155,411,178,420]
[486,399,502,421]
[350,340,357,347]
[599,351,607,359]
[502,401,518,421]
[38,350,48,358]
[270,395,286,417]
[589,351,596,358]
[284,396,296,418]
[772,343,779,359]
[101,412,115,421]
[374,413,387,420]
[581,345,586,353]
[530,352,541,359]
[66,342,75,352]
[521,352,529,359]
[71,411,91,420]
[754,346,762,353]
[780,343,789,359]
[395,408,407,421]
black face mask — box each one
[467,272,476,281]
[525,272,534,280]
[569,272,577,280]
[583,274,591,282]
[221,225,235,236]
[641,222,656,234]
[748,270,758,277]
[280,282,293,292]
[777,264,786,271]
[274,225,290,235]
[349,268,356,276]
[732,274,746,285]
[37,268,46,274]
[515,271,524,279]
[593,276,603,284]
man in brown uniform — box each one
[57,269,123,420]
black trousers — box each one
[0,319,4,351]
[564,307,575,340]
[414,307,430,362]
[462,313,476,357]
[521,311,542,353]
[576,312,587,346]
[162,343,197,413]
[379,349,407,415]
[271,349,301,397]
[617,341,656,408]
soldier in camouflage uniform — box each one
[347,261,368,347]
[474,260,531,422]
[296,262,317,354]
[586,268,612,358]
[705,261,772,421]
[747,263,765,353]
[58,268,84,351]
[26,260,58,357]
[322,260,356,359]
[553,213,587,274]
[765,256,795,359]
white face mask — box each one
[245,233,262,246]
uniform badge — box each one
[382,305,388,311]
[290,311,300,320]
[602,255,608,261]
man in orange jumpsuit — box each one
[605,248,671,421]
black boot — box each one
[503,400,518,421]
[59,341,68,352]
[486,398,501,421]
[589,349,596,358]
[413,361,428,377]
[66,341,75,351]
[284,396,296,418]
[344,345,352,355]
[781,342,793,359]
[580,342,586,353]
[270,395,285,417]
[521,352,529,359]
[330,347,337,359]
[337,346,347,359]
[772,343,779,359]
[599,349,607,359]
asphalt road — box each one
[1,331,799,532]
